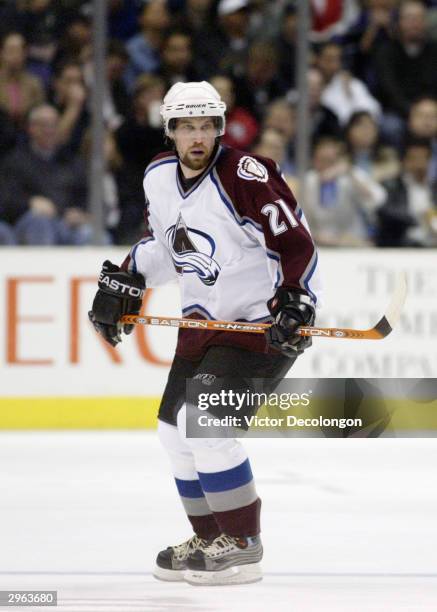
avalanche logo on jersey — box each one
[237,156,269,182]
[166,214,221,286]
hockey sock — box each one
[174,476,221,539]
[196,458,261,537]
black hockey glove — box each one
[88,260,145,347]
[265,289,315,357]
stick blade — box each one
[373,272,408,338]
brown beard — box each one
[179,150,212,171]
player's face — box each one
[172,117,217,172]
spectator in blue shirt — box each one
[124,0,171,90]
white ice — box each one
[0,433,436,611]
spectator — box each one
[316,41,381,126]
[343,0,397,89]
[114,74,165,244]
[49,61,89,154]
[252,126,295,179]
[15,0,64,86]
[303,136,386,246]
[0,32,45,128]
[52,14,92,70]
[307,66,341,143]
[245,0,285,40]
[0,104,90,245]
[377,137,437,246]
[356,0,397,54]
[345,111,399,181]
[210,74,258,150]
[233,41,287,120]
[158,30,200,87]
[193,0,252,79]
[102,40,131,129]
[174,0,215,36]
[407,96,437,181]
[275,2,298,90]
[374,1,437,118]
[262,98,296,172]
[124,0,171,90]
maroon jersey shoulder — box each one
[213,146,316,296]
[215,146,280,189]
[214,146,298,218]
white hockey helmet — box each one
[160,81,227,137]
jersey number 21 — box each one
[261,198,298,236]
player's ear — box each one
[164,134,176,151]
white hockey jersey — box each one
[123,145,321,360]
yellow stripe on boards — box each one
[0,397,436,431]
[0,397,160,429]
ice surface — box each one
[0,433,436,611]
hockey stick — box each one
[121,272,407,340]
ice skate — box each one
[184,533,263,585]
[153,535,207,581]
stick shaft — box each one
[120,314,386,340]
[120,272,407,341]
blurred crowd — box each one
[0,0,437,247]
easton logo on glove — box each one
[98,273,145,299]
[89,260,146,347]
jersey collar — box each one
[176,144,223,199]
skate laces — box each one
[203,534,241,557]
[173,535,206,560]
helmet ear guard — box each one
[160,81,227,136]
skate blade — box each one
[184,562,263,586]
[153,565,185,582]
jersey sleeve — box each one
[121,187,177,287]
[230,155,318,303]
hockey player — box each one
[89,81,320,585]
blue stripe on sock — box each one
[175,477,205,498]
[197,459,253,493]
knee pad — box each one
[157,419,180,450]
[176,404,248,472]
[157,418,198,480]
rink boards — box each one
[0,247,436,429]
[1,397,436,432]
